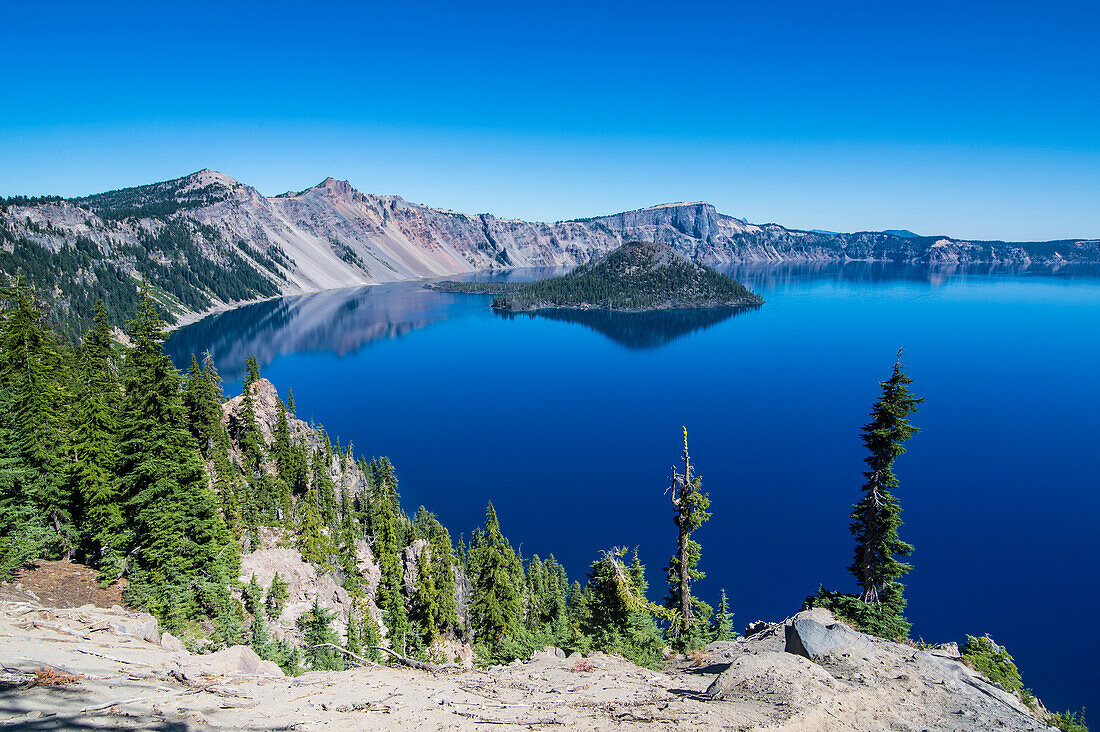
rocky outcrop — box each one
[221,378,368,498]
[702,609,1048,731]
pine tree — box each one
[115,285,236,625]
[69,300,123,571]
[371,478,408,650]
[0,384,47,580]
[713,589,735,641]
[250,612,270,657]
[0,280,73,556]
[286,387,295,415]
[181,351,225,459]
[244,354,261,389]
[296,486,332,567]
[847,351,922,636]
[664,428,712,650]
[345,601,363,664]
[582,548,665,669]
[312,449,337,529]
[300,597,345,671]
[266,572,289,620]
[467,503,523,646]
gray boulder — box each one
[160,631,186,653]
[784,614,869,660]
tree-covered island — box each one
[427,241,764,312]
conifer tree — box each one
[582,548,665,669]
[69,300,123,570]
[286,387,295,415]
[312,449,337,529]
[713,589,734,641]
[664,428,712,650]
[250,612,270,657]
[300,597,344,671]
[0,281,73,556]
[182,351,225,458]
[413,507,458,633]
[244,354,261,388]
[371,479,408,650]
[848,352,922,635]
[115,285,236,624]
[296,486,332,567]
[343,601,364,665]
[266,572,289,619]
[0,384,47,580]
[467,503,523,646]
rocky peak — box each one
[314,177,355,200]
[181,168,240,192]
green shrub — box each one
[1049,709,1089,732]
[960,635,1022,692]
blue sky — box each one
[1,0,1097,240]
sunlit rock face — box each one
[6,169,1098,327]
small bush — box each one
[960,635,1022,692]
[1049,709,1089,732]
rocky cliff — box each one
[3,169,1098,336]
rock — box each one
[110,612,159,643]
[744,620,772,637]
[161,631,186,653]
[784,612,869,660]
[931,641,961,659]
[705,650,836,706]
[530,646,566,661]
[401,539,430,595]
[179,645,284,677]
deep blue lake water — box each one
[167,263,1100,714]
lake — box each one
[167,262,1100,714]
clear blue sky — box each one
[2,0,1097,240]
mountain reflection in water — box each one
[166,283,459,382]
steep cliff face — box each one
[3,169,1098,335]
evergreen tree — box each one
[713,589,734,641]
[371,478,408,652]
[0,280,73,556]
[115,285,236,625]
[467,503,523,647]
[664,427,712,650]
[181,351,225,459]
[345,601,363,664]
[312,449,337,529]
[250,612,270,657]
[69,300,123,570]
[286,387,295,415]
[0,384,47,580]
[413,507,458,634]
[243,573,264,616]
[296,485,332,567]
[848,352,921,635]
[806,352,922,639]
[266,572,289,620]
[300,597,345,671]
[582,548,665,669]
[244,354,261,389]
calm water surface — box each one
[167,263,1100,713]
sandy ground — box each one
[0,562,1052,731]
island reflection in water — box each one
[498,306,759,349]
[166,262,1100,381]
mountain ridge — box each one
[3,169,1098,338]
